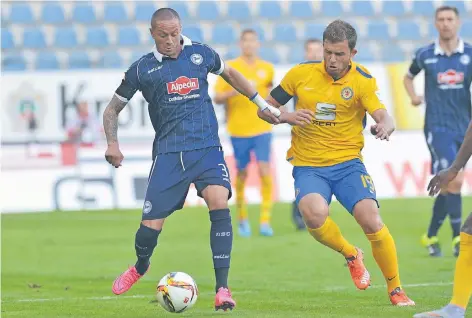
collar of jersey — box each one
[152,34,192,62]
[434,38,464,55]
[321,60,355,84]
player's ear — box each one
[351,48,358,58]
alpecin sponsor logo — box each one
[166,76,199,96]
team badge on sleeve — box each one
[341,87,353,100]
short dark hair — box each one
[305,38,322,48]
[323,20,357,50]
[151,8,180,28]
[240,29,258,40]
[435,5,459,17]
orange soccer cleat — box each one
[389,287,415,306]
[346,248,371,290]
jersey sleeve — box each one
[204,45,225,75]
[115,60,141,102]
[407,48,424,78]
[360,77,386,115]
[270,65,301,105]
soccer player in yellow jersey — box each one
[258,20,415,306]
[214,29,275,237]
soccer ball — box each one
[156,272,198,313]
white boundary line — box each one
[2,282,453,303]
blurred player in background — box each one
[66,101,102,144]
[403,6,472,257]
[102,8,280,311]
[214,29,275,237]
[304,38,324,61]
[414,121,472,318]
[258,20,415,306]
[292,38,324,231]
[66,100,103,209]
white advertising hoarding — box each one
[2,133,471,214]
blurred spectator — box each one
[66,101,102,144]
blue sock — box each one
[428,194,448,238]
[447,193,462,238]
[209,209,232,292]
[134,223,161,275]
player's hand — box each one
[257,108,281,125]
[105,142,124,168]
[370,123,394,141]
[427,167,459,196]
[280,109,314,126]
[411,96,423,106]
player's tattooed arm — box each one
[103,95,126,168]
[103,95,127,145]
[370,109,395,141]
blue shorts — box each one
[293,159,378,214]
[142,147,232,220]
[230,133,272,170]
[425,130,464,174]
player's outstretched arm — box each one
[103,95,126,168]
[259,95,313,126]
[370,109,395,141]
[219,66,281,123]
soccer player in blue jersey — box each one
[404,5,472,257]
[102,8,287,311]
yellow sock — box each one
[308,217,357,257]
[366,225,401,293]
[450,232,472,309]
[236,174,248,221]
[259,175,272,224]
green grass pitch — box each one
[2,198,472,317]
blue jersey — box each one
[115,35,225,156]
[408,39,472,135]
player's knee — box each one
[202,185,229,210]
[461,214,472,235]
[257,162,271,177]
[298,194,329,229]
[141,219,165,231]
[353,199,383,234]
[237,169,248,180]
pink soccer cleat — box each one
[214,287,236,311]
[112,266,145,295]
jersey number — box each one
[361,174,375,193]
[218,163,230,183]
[315,103,336,121]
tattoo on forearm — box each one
[103,95,127,144]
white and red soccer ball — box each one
[156,272,198,313]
